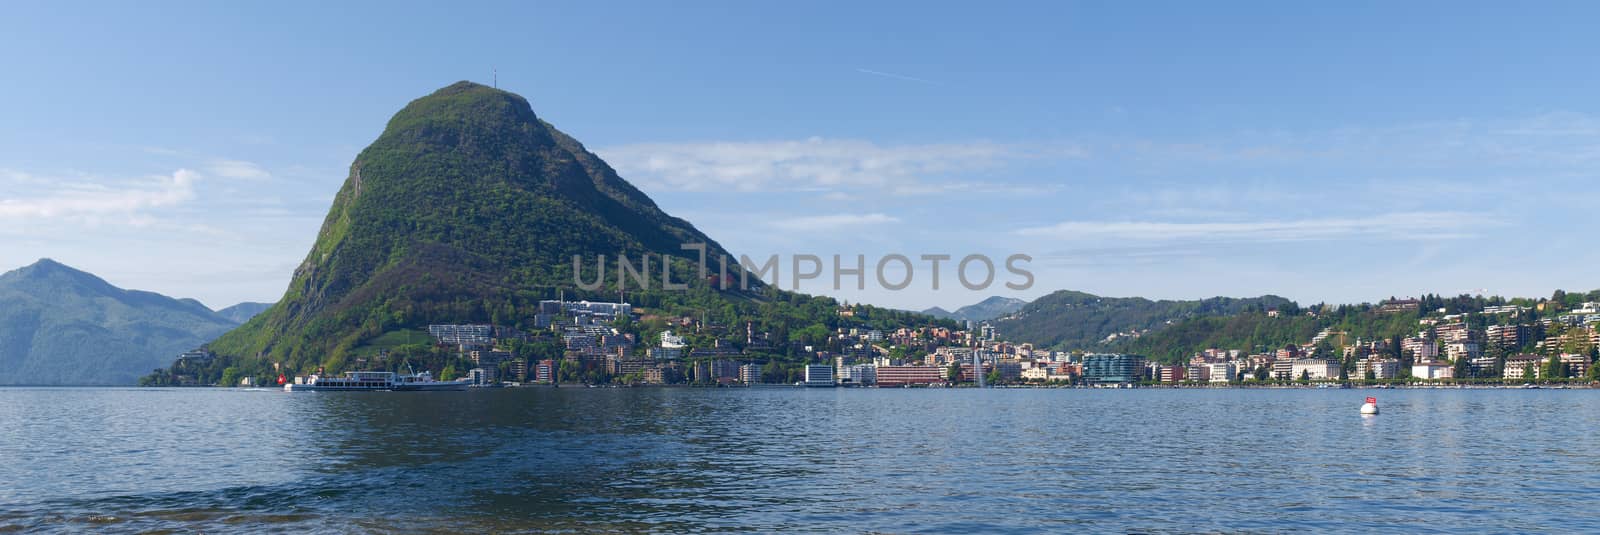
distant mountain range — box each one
[215,302,273,324]
[0,259,243,385]
[994,290,1294,351]
[921,296,1029,322]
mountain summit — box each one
[206,81,749,372]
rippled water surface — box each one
[3,387,1600,533]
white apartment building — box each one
[1291,359,1339,380]
[1411,361,1454,380]
[1209,362,1236,383]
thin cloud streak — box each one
[770,212,900,232]
[207,159,271,180]
[597,137,1083,195]
[855,68,941,85]
[1016,212,1499,243]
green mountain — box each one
[184,81,940,382]
[0,259,237,385]
[922,296,1028,322]
[994,290,1294,351]
[215,302,273,324]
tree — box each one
[1543,354,1565,380]
[986,369,1002,385]
[1313,339,1335,360]
[1365,368,1376,381]
[1587,361,1600,381]
[559,360,581,383]
[440,365,457,381]
[1254,365,1269,381]
[218,367,240,387]
[1299,370,1311,382]
[947,363,963,384]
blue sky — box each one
[2,1,1598,311]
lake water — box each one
[2,387,1599,533]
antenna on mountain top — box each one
[493,68,498,88]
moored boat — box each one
[284,370,470,392]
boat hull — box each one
[393,380,471,391]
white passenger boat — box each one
[284,370,470,392]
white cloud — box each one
[207,159,271,180]
[0,168,200,221]
[1016,212,1495,243]
[770,212,901,232]
[597,137,1076,194]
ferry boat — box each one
[284,370,470,392]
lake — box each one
[2,387,1599,533]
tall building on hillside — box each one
[428,324,494,346]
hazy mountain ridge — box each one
[994,290,1294,351]
[215,302,273,324]
[921,296,1029,322]
[0,259,238,385]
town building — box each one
[1483,305,1530,315]
[739,363,762,384]
[1081,354,1147,384]
[1486,324,1530,348]
[175,350,215,366]
[539,299,633,319]
[838,364,876,385]
[1208,362,1236,383]
[1271,360,1294,381]
[428,324,494,346]
[1402,338,1439,359]
[1503,354,1544,380]
[1444,341,1482,361]
[1560,353,1590,377]
[876,366,945,387]
[1379,298,1421,313]
[470,350,513,368]
[804,364,835,387]
[660,330,686,349]
[1411,361,1454,380]
[1155,365,1186,383]
[1290,359,1339,380]
[1357,357,1399,379]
